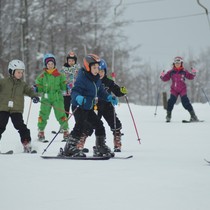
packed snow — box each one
[0,97,210,210]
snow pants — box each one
[70,106,105,138]
[0,111,31,143]
[167,94,193,112]
[38,97,69,131]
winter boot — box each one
[38,130,45,142]
[22,140,32,153]
[93,136,114,157]
[64,135,86,157]
[63,130,69,142]
[113,130,122,152]
[189,110,199,122]
[166,111,171,122]
[76,134,89,153]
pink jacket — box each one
[161,68,195,97]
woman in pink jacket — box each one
[160,56,199,122]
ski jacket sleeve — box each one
[161,70,172,82]
[102,77,124,97]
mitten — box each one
[191,68,197,75]
[107,95,118,106]
[160,71,165,78]
[76,95,86,105]
[120,86,128,94]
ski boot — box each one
[22,140,32,153]
[63,130,69,142]
[189,110,199,122]
[93,136,114,157]
[76,134,89,153]
[166,111,171,122]
[38,130,45,142]
[113,130,122,152]
[64,135,86,157]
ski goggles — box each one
[174,59,182,64]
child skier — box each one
[0,59,39,153]
[160,56,199,122]
[77,59,127,152]
[35,53,69,141]
[60,51,80,117]
[63,54,118,157]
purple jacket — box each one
[161,68,195,97]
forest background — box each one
[0,0,210,105]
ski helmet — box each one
[99,59,107,74]
[8,59,25,75]
[173,56,183,64]
[43,53,56,67]
[83,54,100,72]
[67,51,77,64]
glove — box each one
[191,68,197,74]
[160,71,165,78]
[120,86,128,94]
[76,95,86,106]
[32,96,40,103]
[107,95,118,106]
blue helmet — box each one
[99,59,107,74]
[43,53,56,67]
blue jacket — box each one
[71,68,109,110]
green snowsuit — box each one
[35,68,69,131]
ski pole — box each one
[124,95,141,144]
[113,104,117,140]
[201,88,210,106]
[42,105,79,155]
[26,99,32,125]
[154,92,160,116]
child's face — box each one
[99,70,105,79]
[46,61,55,70]
[90,63,99,76]
[14,69,24,79]
[68,59,75,67]
[174,62,181,68]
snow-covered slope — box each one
[0,97,209,210]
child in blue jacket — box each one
[64,54,118,157]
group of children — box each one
[0,52,127,156]
[0,54,199,156]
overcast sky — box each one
[113,0,210,70]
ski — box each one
[0,150,14,155]
[41,155,110,160]
[38,139,49,143]
[182,120,204,123]
[112,155,133,159]
[204,159,210,164]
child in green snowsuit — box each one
[35,53,69,141]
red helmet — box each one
[83,54,100,72]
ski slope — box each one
[0,97,210,210]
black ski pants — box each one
[71,106,105,138]
[97,102,122,132]
[0,111,31,143]
[167,94,193,112]
[63,95,71,117]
